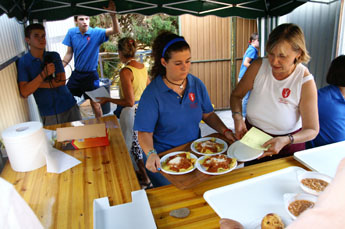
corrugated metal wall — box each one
[0,63,30,133]
[180,15,232,109]
[235,18,258,82]
[44,17,75,78]
[0,15,31,134]
[338,0,345,55]
[180,15,256,109]
[279,0,341,88]
[0,15,26,66]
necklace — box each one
[125,58,136,65]
[165,77,186,89]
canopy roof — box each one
[1,0,309,23]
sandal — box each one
[140,181,154,190]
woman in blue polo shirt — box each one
[307,55,345,148]
[134,31,236,187]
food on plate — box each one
[301,178,329,192]
[288,199,315,217]
[162,152,196,173]
[200,154,236,173]
[194,138,224,154]
[261,213,285,229]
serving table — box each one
[0,115,140,228]
[147,150,309,228]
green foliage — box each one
[133,15,178,48]
[91,14,178,82]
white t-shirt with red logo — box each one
[246,58,314,135]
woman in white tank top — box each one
[230,23,319,161]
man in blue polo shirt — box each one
[62,0,120,118]
[238,32,259,117]
[17,24,81,125]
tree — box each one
[90,14,178,81]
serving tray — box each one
[204,166,307,228]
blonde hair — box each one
[266,23,310,64]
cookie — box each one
[261,213,285,229]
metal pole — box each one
[231,17,237,93]
[99,54,104,78]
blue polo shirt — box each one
[308,85,345,147]
[17,51,76,116]
[62,27,108,72]
[134,74,214,153]
[238,45,258,80]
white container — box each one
[283,193,317,220]
[297,171,332,196]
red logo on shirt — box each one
[282,88,291,98]
[189,93,195,102]
[87,37,90,42]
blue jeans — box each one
[242,90,251,117]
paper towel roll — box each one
[1,122,48,172]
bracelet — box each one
[288,134,294,145]
[232,111,242,117]
[223,128,232,135]
[147,149,157,157]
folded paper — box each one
[240,127,273,150]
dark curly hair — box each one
[118,37,137,59]
[151,31,190,79]
[326,55,345,87]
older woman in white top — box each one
[230,23,319,161]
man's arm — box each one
[105,1,121,37]
[18,63,55,98]
[62,46,73,68]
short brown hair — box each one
[24,23,45,38]
[250,33,258,43]
[326,55,345,87]
[266,23,310,64]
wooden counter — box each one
[146,156,308,229]
[0,116,140,229]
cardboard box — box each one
[56,123,109,150]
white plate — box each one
[227,141,263,162]
[196,155,237,175]
[160,151,198,175]
[296,171,332,196]
[204,166,307,228]
[190,137,228,156]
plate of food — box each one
[160,151,198,175]
[191,137,228,156]
[196,154,237,175]
[227,140,263,162]
[297,171,332,196]
[283,193,317,220]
